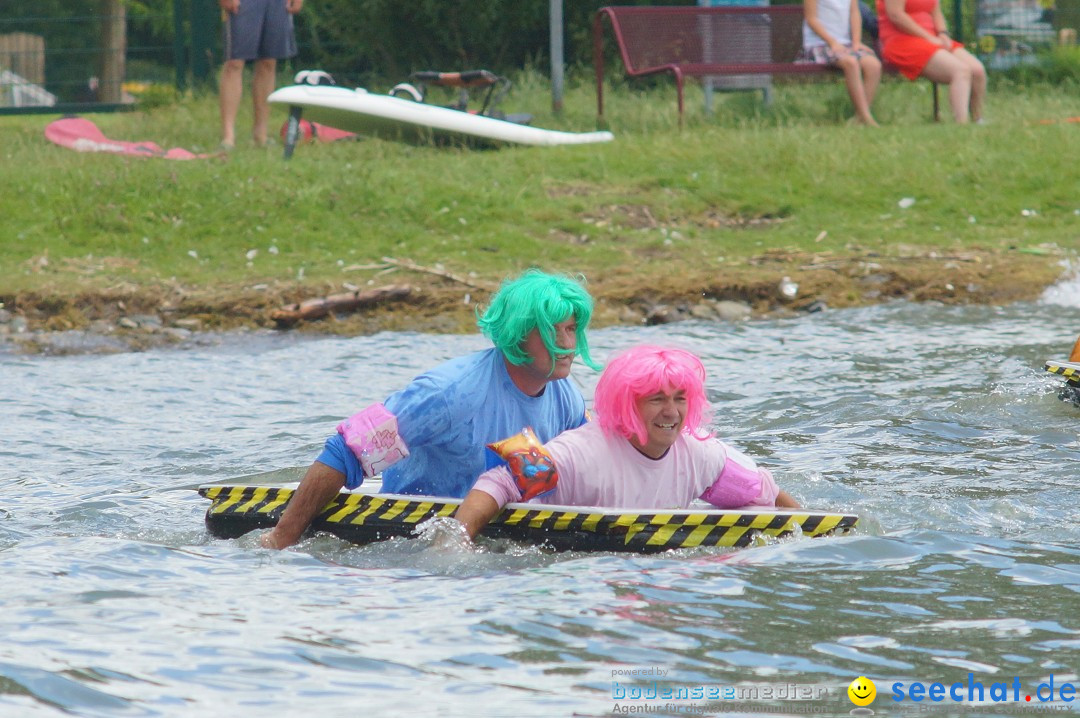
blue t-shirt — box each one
[316,348,587,498]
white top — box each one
[473,421,779,510]
[803,0,853,49]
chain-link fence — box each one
[1,0,1076,115]
[975,0,1068,69]
[0,0,361,115]
[0,1,178,114]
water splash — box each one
[1040,260,1080,307]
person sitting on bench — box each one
[800,0,882,125]
[878,0,986,123]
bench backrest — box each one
[598,5,807,74]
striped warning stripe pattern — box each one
[1045,360,1080,383]
[492,504,853,548]
[199,485,857,550]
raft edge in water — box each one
[198,480,860,553]
[1045,359,1080,383]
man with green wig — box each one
[261,269,599,549]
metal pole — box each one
[99,0,127,103]
[173,0,187,92]
[190,0,216,89]
[550,0,564,114]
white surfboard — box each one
[268,84,615,147]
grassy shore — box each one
[2,70,1078,335]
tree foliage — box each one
[2,0,691,97]
[295,0,687,83]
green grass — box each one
[2,69,1079,296]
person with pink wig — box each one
[453,345,799,540]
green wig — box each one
[477,269,600,371]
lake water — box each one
[3,281,1080,717]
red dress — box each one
[877,0,963,79]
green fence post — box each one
[190,0,217,88]
[173,0,188,92]
[953,0,964,42]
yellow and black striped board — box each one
[1045,359,1080,383]
[1045,359,1080,405]
[199,483,859,553]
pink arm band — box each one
[337,402,410,477]
[700,445,780,508]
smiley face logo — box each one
[848,676,876,706]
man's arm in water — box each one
[260,462,345,549]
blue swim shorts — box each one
[223,0,298,61]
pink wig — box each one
[594,345,712,444]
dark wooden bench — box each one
[593,5,939,125]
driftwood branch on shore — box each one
[270,284,413,327]
[379,257,497,291]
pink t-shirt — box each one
[472,421,779,510]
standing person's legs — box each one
[221,0,264,147]
[220,59,246,148]
[251,58,277,146]
[920,49,972,123]
[953,48,986,121]
[251,0,298,146]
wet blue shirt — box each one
[316,348,587,498]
